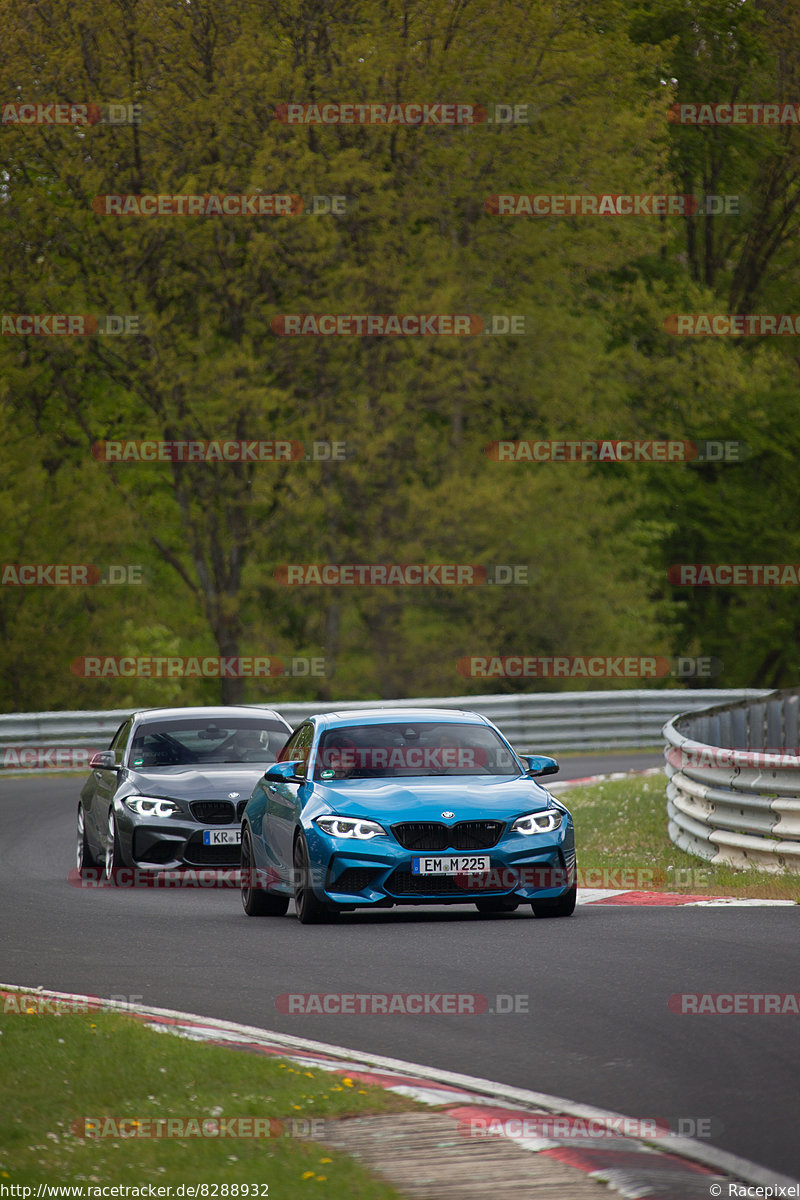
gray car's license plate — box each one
[202,829,241,846]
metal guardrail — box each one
[0,688,770,770]
[663,687,800,874]
[273,690,771,752]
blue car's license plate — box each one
[411,854,491,875]
[202,829,241,846]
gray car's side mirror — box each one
[90,751,118,771]
[522,754,559,777]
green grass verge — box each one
[0,1006,420,1196]
[565,775,799,900]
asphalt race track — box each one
[2,757,798,1181]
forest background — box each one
[1,0,799,711]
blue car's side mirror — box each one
[263,759,305,783]
[522,755,559,777]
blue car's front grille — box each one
[391,821,504,851]
[386,869,510,897]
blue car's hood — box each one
[311,774,556,820]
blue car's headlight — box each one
[511,809,563,835]
[124,797,180,818]
[315,816,386,840]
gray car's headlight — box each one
[315,816,386,840]
[511,809,563,835]
[124,797,181,818]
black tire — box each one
[531,883,577,918]
[474,898,520,914]
[293,834,335,925]
[241,829,290,917]
[76,804,100,879]
[103,809,125,884]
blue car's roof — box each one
[310,708,491,729]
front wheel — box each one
[103,809,125,884]
[293,834,335,925]
[76,804,100,878]
[531,883,577,918]
[241,829,290,916]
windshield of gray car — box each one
[313,722,521,779]
[129,719,289,767]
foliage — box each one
[0,0,797,708]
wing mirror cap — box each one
[89,751,118,771]
[522,754,559,777]
[264,759,305,782]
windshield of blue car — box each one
[313,722,521,779]
[128,719,289,767]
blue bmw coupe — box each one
[240,708,576,924]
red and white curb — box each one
[578,889,796,905]
[2,986,797,1197]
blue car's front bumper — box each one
[304,819,576,907]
